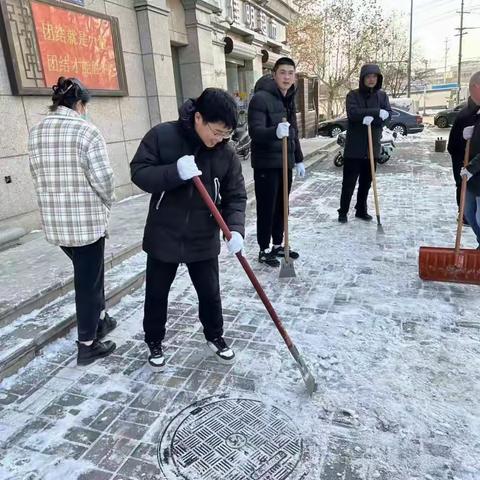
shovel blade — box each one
[288,344,318,395]
[279,258,296,278]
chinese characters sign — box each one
[0,0,127,95]
[32,1,118,90]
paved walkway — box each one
[0,130,478,479]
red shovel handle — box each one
[192,176,293,349]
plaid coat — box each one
[28,106,114,247]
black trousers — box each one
[254,168,292,251]
[61,237,105,342]
[339,157,376,215]
[452,158,463,208]
[143,256,223,343]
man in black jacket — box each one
[338,64,392,223]
[459,71,480,245]
[248,57,305,267]
[448,94,480,218]
[131,88,247,369]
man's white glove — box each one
[463,126,475,140]
[177,155,201,180]
[460,167,473,181]
[295,162,306,178]
[226,231,244,255]
[379,109,389,121]
[276,122,290,139]
[363,116,374,126]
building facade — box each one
[0,0,299,235]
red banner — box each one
[31,1,119,90]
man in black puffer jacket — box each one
[448,96,480,218]
[131,88,247,369]
[338,64,392,223]
[248,57,305,267]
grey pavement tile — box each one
[117,457,160,479]
[63,426,102,446]
[83,434,137,472]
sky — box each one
[381,0,480,70]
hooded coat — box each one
[248,74,304,169]
[344,64,392,159]
[130,99,247,263]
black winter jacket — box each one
[344,64,392,159]
[130,99,247,263]
[248,75,304,169]
[447,97,480,171]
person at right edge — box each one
[338,64,392,223]
[448,72,480,224]
[248,57,305,268]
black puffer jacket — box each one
[448,97,480,170]
[248,74,304,169]
[344,64,392,159]
[130,99,247,263]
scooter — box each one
[334,127,396,167]
[230,110,251,161]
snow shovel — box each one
[419,139,480,284]
[367,123,385,234]
[279,119,296,278]
[192,176,317,395]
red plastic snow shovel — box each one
[367,123,385,234]
[279,120,296,279]
[419,139,480,284]
[192,176,317,395]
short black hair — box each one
[273,57,296,72]
[50,76,91,112]
[195,88,238,130]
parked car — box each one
[318,107,424,137]
[434,103,467,128]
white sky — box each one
[381,0,480,70]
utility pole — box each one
[407,0,413,97]
[457,0,465,104]
[444,38,449,84]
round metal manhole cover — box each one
[158,396,305,480]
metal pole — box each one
[457,0,465,104]
[407,0,413,97]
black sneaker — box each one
[207,337,235,363]
[338,213,348,223]
[77,339,116,366]
[96,313,117,340]
[355,212,373,221]
[271,246,299,260]
[258,250,280,267]
[147,340,165,370]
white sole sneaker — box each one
[206,341,235,364]
[147,355,165,371]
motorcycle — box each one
[333,127,396,167]
[230,110,251,162]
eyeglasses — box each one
[206,123,232,139]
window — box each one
[268,19,277,39]
[308,79,315,111]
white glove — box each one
[295,162,306,177]
[463,126,475,140]
[226,231,243,255]
[460,167,473,181]
[379,109,389,121]
[276,122,290,139]
[363,116,374,126]
[177,155,201,180]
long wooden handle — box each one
[367,124,380,217]
[455,139,471,253]
[192,176,294,348]
[282,117,290,262]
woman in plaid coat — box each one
[28,77,117,366]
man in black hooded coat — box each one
[338,64,392,223]
[130,88,247,369]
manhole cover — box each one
[158,396,305,480]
